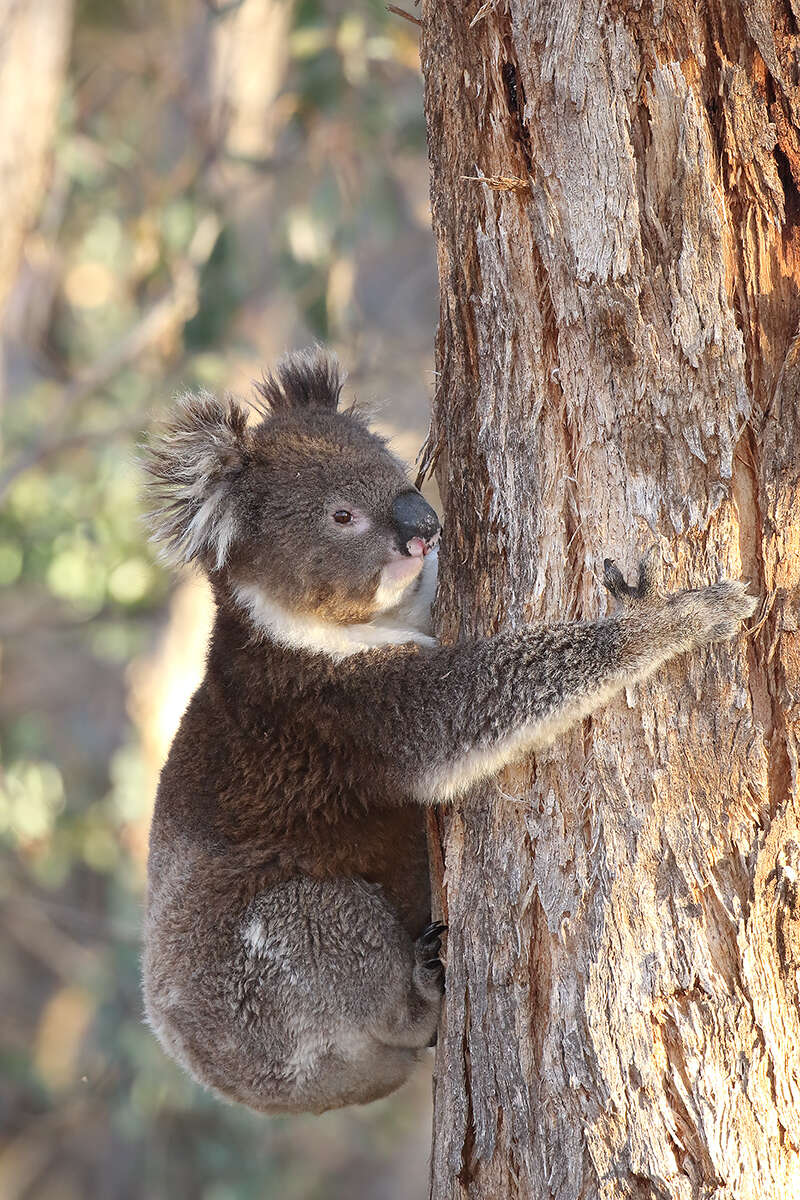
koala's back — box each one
[142,650,432,1111]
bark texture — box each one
[420,1,800,1196]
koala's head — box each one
[143,350,440,627]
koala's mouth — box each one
[376,532,439,612]
[404,530,440,559]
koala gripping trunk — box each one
[421,0,800,1196]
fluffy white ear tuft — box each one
[142,391,250,570]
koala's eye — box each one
[333,509,353,525]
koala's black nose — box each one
[391,490,440,553]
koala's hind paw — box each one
[418,957,444,984]
[604,547,659,605]
[414,923,446,998]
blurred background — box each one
[0,1,437,1196]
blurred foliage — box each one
[0,1,434,1196]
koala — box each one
[141,349,756,1115]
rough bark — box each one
[420,1,800,1197]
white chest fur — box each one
[234,548,439,660]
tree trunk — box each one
[0,0,73,325]
[420,1,800,1197]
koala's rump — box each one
[143,842,428,1111]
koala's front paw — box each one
[605,549,757,654]
[666,579,757,647]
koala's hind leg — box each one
[240,876,443,1110]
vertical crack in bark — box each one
[762,625,794,826]
[769,840,800,987]
[500,56,534,173]
[737,397,795,836]
[561,394,585,622]
[528,887,553,1078]
[457,985,478,1190]
[733,429,775,765]
[772,139,800,223]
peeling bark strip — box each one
[420,1,800,1197]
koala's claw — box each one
[414,931,445,999]
[422,957,444,976]
[420,921,447,946]
[604,547,658,605]
[414,924,446,992]
[604,559,634,600]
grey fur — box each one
[254,347,344,413]
[141,349,757,1114]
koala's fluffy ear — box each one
[142,391,250,570]
[254,348,343,413]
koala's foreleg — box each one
[337,557,757,802]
